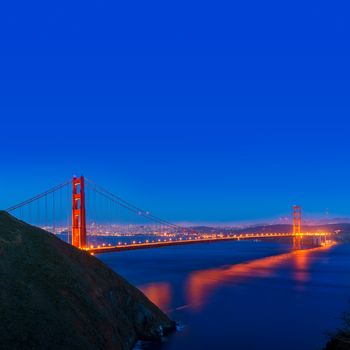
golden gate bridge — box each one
[5,176,329,254]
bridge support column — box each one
[72,176,87,248]
[292,205,302,250]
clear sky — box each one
[0,1,349,223]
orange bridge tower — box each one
[293,205,302,249]
[72,176,87,248]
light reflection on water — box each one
[139,282,173,312]
[99,241,350,350]
[185,245,334,310]
[138,245,334,312]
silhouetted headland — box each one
[0,211,175,350]
[324,314,350,350]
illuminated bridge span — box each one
[6,176,329,253]
[86,232,328,254]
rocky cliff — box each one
[0,211,175,350]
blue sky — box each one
[0,1,349,223]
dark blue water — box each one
[98,241,350,350]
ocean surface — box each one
[98,241,350,350]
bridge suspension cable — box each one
[5,179,73,241]
[5,175,195,249]
[6,180,72,212]
[85,178,181,230]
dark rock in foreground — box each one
[324,313,350,350]
[0,211,175,350]
[324,336,350,350]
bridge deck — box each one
[86,232,327,254]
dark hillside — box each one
[324,313,350,350]
[0,211,174,350]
